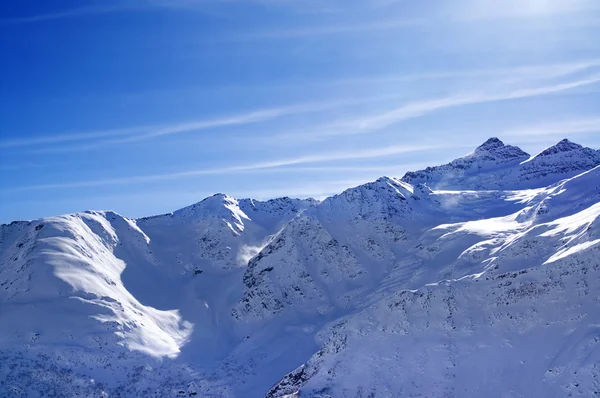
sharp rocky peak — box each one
[536,139,584,157]
[473,137,529,159]
[475,137,505,152]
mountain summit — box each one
[474,136,529,159]
[537,138,583,156]
[476,136,504,150]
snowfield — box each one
[1,138,600,397]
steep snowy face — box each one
[0,220,45,302]
[238,196,319,230]
[233,173,563,325]
[269,250,600,398]
[317,177,435,223]
[268,166,600,398]
[232,178,428,322]
[0,198,318,397]
[0,212,192,358]
[0,211,242,397]
[233,178,478,323]
[538,138,584,156]
[533,165,600,222]
[137,195,316,272]
[402,138,600,190]
[519,139,600,187]
[172,193,251,235]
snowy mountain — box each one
[2,138,600,397]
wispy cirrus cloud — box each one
[212,1,600,41]
[0,1,235,25]
[221,18,424,41]
[3,0,595,29]
[80,59,599,113]
[0,3,137,25]
[317,59,600,87]
[8,60,599,153]
[502,117,600,138]
[0,0,349,26]
[2,95,393,151]
[263,66,600,143]
[0,126,149,149]
[330,72,600,134]
[103,95,400,145]
[1,144,452,193]
[455,0,600,21]
[0,109,292,150]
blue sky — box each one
[1,0,600,222]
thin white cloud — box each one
[2,144,450,193]
[4,0,595,28]
[0,0,349,26]
[0,127,149,149]
[1,112,282,150]
[230,163,432,174]
[222,18,424,41]
[317,59,600,87]
[502,118,600,138]
[0,4,137,25]
[102,95,403,145]
[456,0,600,21]
[2,95,400,151]
[0,1,231,25]
[49,59,599,120]
[334,73,600,134]
[242,63,600,144]
[211,1,600,41]
[5,61,598,152]
[104,109,294,145]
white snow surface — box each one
[2,138,600,397]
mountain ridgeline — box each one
[1,138,600,397]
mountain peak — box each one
[170,193,245,224]
[190,193,240,209]
[473,137,529,159]
[471,137,529,160]
[475,137,505,152]
[537,139,584,157]
[204,193,230,201]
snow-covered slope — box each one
[2,138,600,397]
[137,194,317,272]
[268,165,600,397]
[0,197,316,397]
